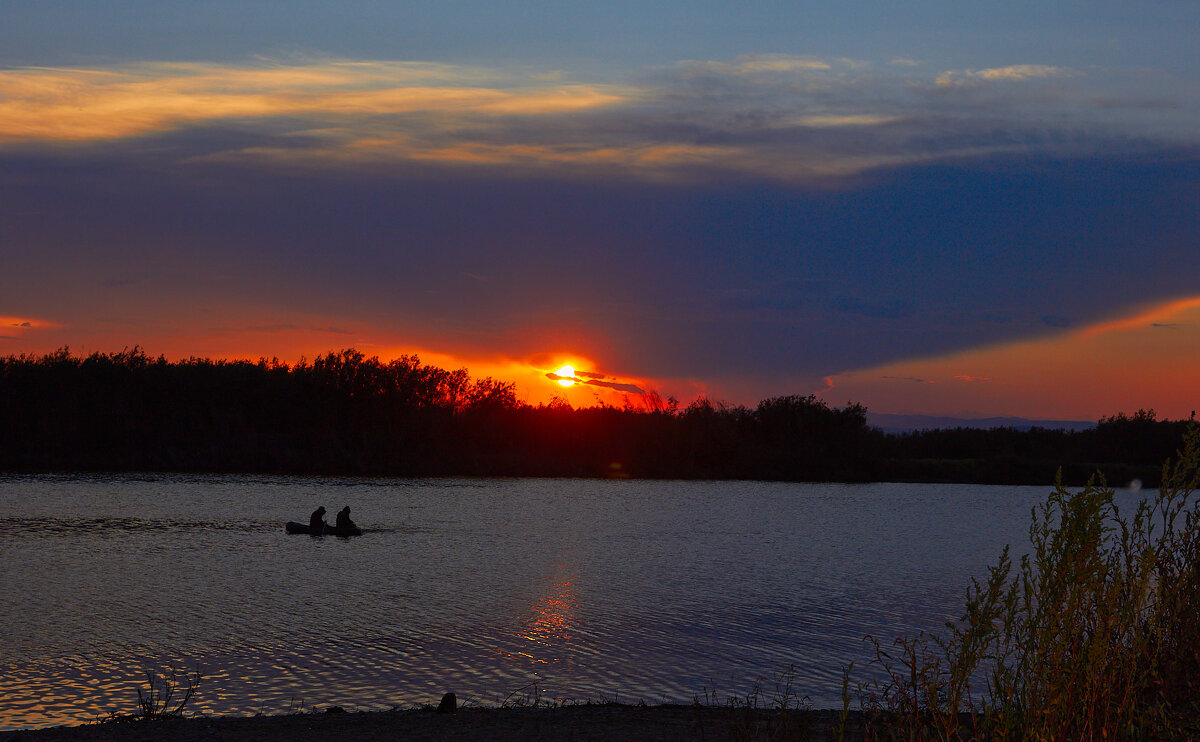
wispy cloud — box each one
[678,54,835,75]
[1041,315,1072,328]
[835,297,915,319]
[205,322,355,335]
[0,56,1194,182]
[546,369,645,394]
[0,316,56,330]
[881,375,934,384]
[791,114,902,127]
[1080,296,1200,337]
[935,64,1079,87]
[0,62,626,142]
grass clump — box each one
[862,424,1200,740]
[104,667,202,724]
[697,666,814,741]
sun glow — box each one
[555,365,576,387]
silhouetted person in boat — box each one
[335,506,356,532]
[309,506,327,535]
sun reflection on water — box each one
[498,569,579,669]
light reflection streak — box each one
[496,570,580,669]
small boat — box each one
[285,521,362,537]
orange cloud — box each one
[0,57,1064,183]
[0,62,626,143]
[1078,296,1200,337]
[545,369,645,394]
[0,316,58,331]
[823,295,1200,420]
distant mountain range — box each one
[867,413,1097,434]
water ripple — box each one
[0,475,1052,730]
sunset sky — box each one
[3,2,1198,419]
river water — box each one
[0,475,1062,729]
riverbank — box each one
[0,705,871,742]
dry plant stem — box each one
[106,668,201,723]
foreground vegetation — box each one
[856,425,1200,739]
[0,348,1191,484]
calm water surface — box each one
[1,475,1066,729]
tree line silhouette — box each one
[0,348,1190,484]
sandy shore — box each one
[1,705,869,742]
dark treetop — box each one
[0,348,1189,485]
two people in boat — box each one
[308,505,356,534]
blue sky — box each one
[2,1,1198,416]
[5,2,1197,76]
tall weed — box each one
[864,424,1200,740]
[103,668,201,724]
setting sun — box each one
[555,365,576,387]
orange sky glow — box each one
[822,295,1200,421]
[3,294,1197,419]
[1,313,665,408]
